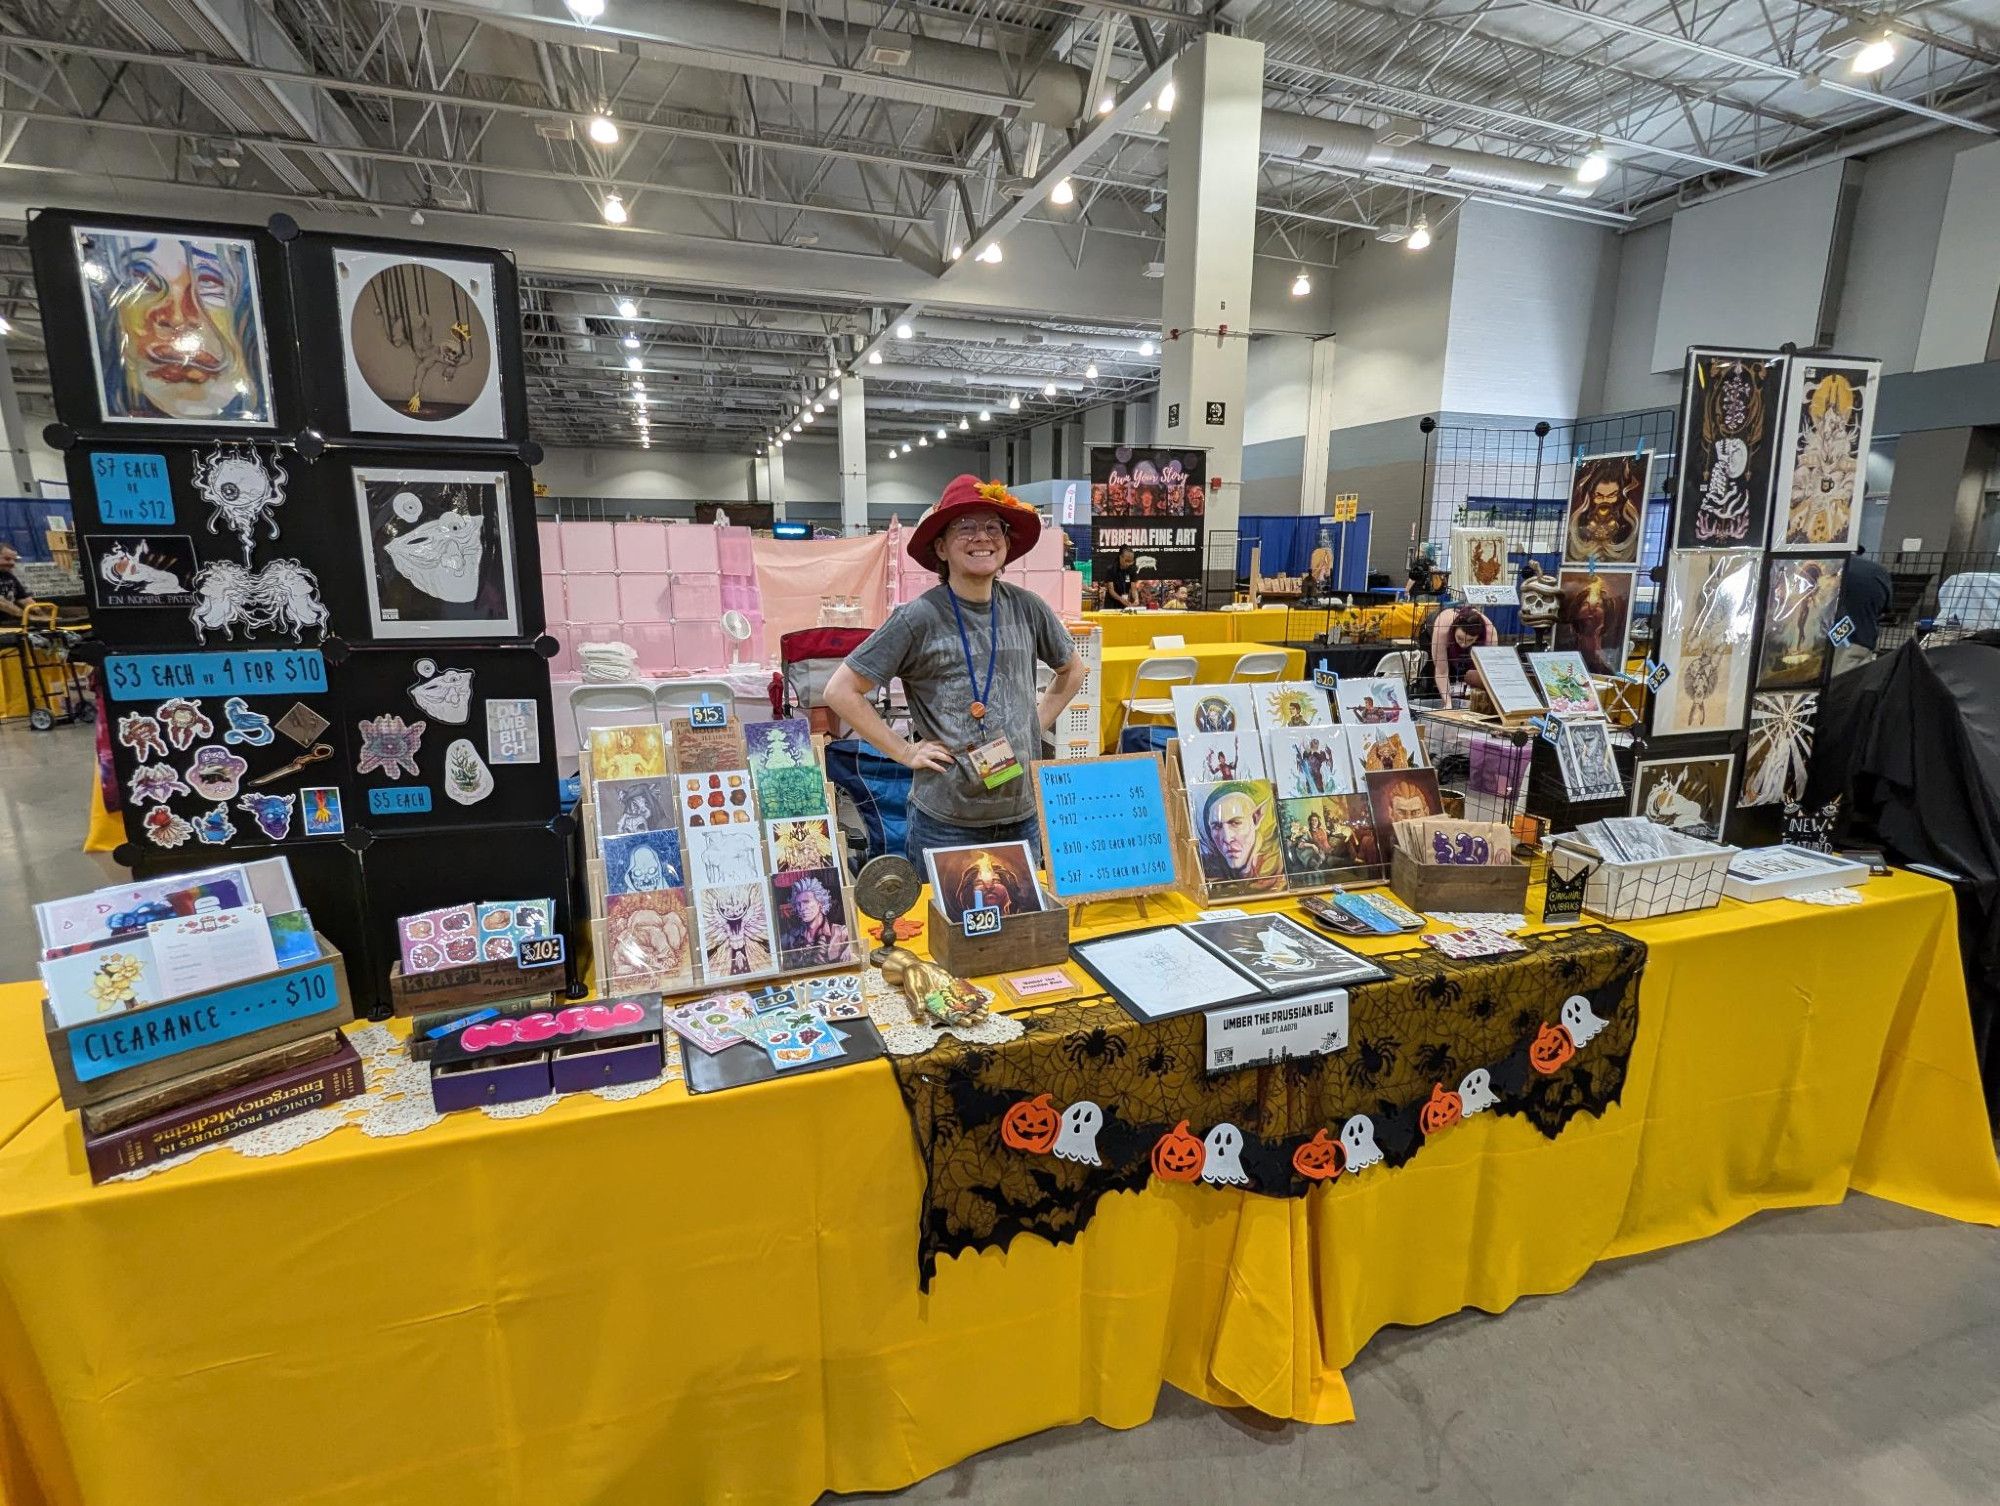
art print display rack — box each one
[31,208,573,1015]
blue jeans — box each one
[904,803,1043,871]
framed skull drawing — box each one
[351,465,520,640]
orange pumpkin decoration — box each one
[1419,1083,1463,1135]
[1291,1128,1344,1181]
[1529,1021,1576,1075]
[1001,1093,1062,1154]
[1151,1119,1206,1182]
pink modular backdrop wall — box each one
[539,516,1082,674]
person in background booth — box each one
[1430,605,1497,701]
[0,545,32,624]
[1099,545,1140,609]
[1834,544,1893,674]
[825,476,1087,870]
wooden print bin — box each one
[925,901,1070,977]
[45,934,353,1111]
[1390,849,1531,913]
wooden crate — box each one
[1389,849,1531,913]
[45,935,352,1111]
[389,953,565,1017]
[925,901,1070,977]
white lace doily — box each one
[861,969,1025,1056]
[1792,886,1864,907]
[1426,911,1530,934]
[107,1021,686,1182]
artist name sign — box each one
[1204,991,1349,1072]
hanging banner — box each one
[1089,445,1208,608]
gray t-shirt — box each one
[846,582,1075,825]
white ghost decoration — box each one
[1052,1101,1103,1166]
[1561,993,1608,1048]
[1458,1067,1499,1116]
[1200,1123,1249,1187]
[1340,1114,1382,1172]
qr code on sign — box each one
[1214,1047,1234,1066]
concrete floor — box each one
[5,720,1996,1505]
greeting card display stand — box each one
[1161,745,1387,907]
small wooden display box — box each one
[388,952,564,1017]
[1389,849,1531,913]
[925,901,1070,977]
[44,934,352,1112]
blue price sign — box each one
[688,702,729,728]
[1828,615,1855,648]
[369,786,432,816]
[517,935,566,969]
[1033,754,1177,903]
[961,905,1002,939]
[67,962,342,1083]
[1312,668,1339,690]
[103,650,327,703]
[90,452,174,526]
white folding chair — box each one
[570,683,656,763]
[1113,655,1198,742]
[1227,649,1291,684]
[1373,649,1426,685]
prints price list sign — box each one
[30,207,568,1012]
[1033,754,1179,904]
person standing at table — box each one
[1834,544,1893,674]
[1098,545,1140,609]
[825,476,1087,869]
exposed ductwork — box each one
[1257,110,1593,198]
[439,0,1090,125]
[908,315,1158,358]
[93,0,372,198]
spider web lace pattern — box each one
[890,926,1646,1286]
[106,1023,686,1182]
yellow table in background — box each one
[1097,639,1306,749]
[0,872,1992,1506]
[1084,609,1238,648]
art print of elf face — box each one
[1204,789,1268,875]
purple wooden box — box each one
[551,1034,662,1093]
[431,1052,551,1112]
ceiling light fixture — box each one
[1157,79,1177,114]
[565,0,604,21]
[1050,177,1075,206]
[935,427,947,439]
[1851,31,1897,73]
[626,355,642,370]
[1139,338,1154,357]
[1084,362,1098,379]
[802,411,815,424]
[1009,394,1021,410]
[621,333,639,349]
[616,297,637,318]
[600,193,628,225]
[901,442,912,454]
[1575,143,1610,184]
[587,112,620,146]
[1098,94,1115,115]
[867,349,883,364]
[812,402,824,413]
[887,447,898,460]
[824,387,839,402]
[1291,269,1312,297]
[976,243,1002,264]
[918,436,928,447]
[978,409,991,422]
[959,417,970,430]
[1042,381,1057,397]
[1407,218,1433,252]
[949,243,963,260]
[895,321,913,339]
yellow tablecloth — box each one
[1097,640,1306,749]
[1083,609,1239,648]
[0,873,1995,1506]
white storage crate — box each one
[1547,836,1738,921]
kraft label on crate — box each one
[104,650,327,702]
[67,962,342,1083]
[90,452,175,526]
[369,786,432,816]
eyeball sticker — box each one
[194,441,289,563]
[356,714,426,779]
[407,658,474,725]
[392,490,423,524]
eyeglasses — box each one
[945,518,1007,540]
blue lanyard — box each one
[945,584,997,721]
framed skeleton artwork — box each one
[352,466,520,640]
[1564,452,1651,566]
[1770,358,1881,552]
[1651,549,1759,738]
[1672,348,1787,550]
[335,248,505,439]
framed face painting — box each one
[1651,549,1758,738]
[1564,453,1650,566]
[72,225,275,427]
[1771,358,1880,552]
[1672,348,1787,550]
[336,248,506,439]
[352,466,520,639]
[1552,567,1635,677]
[1756,555,1845,690]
